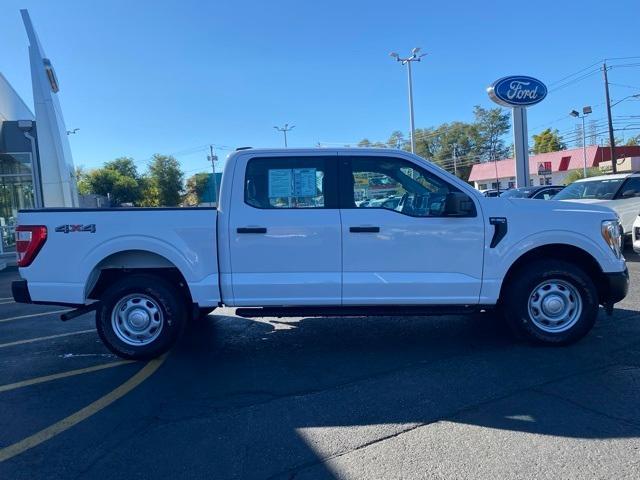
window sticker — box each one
[293,168,317,197]
[268,169,292,198]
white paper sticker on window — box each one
[268,169,292,198]
[293,168,317,197]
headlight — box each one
[602,220,622,259]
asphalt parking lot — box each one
[1,253,640,480]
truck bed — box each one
[16,207,220,307]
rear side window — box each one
[244,156,338,209]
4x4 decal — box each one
[55,224,96,234]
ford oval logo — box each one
[487,75,547,107]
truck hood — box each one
[482,197,618,220]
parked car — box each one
[632,216,640,253]
[500,185,564,200]
[553,173,640,235]
[366,195,403,210]
[480,189,501,197]
[12,148,628,359]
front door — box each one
[228,154,341,306]
[339,153,485,305]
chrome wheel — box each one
[527,279,582,333]
[111,294,164,346]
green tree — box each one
[387,131,407,149]
[183,173,211,206]
[625,135,640,146]
[532,128,566,154]
[357,139,372,147]
[104,157,140,180]
[75,165,91,195]
[472,105,510,162]
[562,167,600,185]
[83,168,141,205]
[145,154,184,206]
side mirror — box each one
[622,190,636,198]
[444,192,475,216]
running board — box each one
[235,305,492,318]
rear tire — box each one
[501,260,598,345]
[96,274,188,360]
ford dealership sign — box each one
[487,76,547,107]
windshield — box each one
[554,178,624,200]
[500,188,536,198]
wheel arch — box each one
[498,243,607,305]
[85,249,192,304]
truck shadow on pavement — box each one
[139,306,640,479]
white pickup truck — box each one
[12,148,629,359]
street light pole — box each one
[274,123,295,148]
[570,106,592,177]
[581,115,587,177]
[390,48,427,154]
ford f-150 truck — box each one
[12,148,629,359]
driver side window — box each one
[342,156,475,217]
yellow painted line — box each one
[0,360,134,393]
[0,354,167,463]
[0,309,71,324]
[0,329,95,349]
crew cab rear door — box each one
[338,152,484,305]
[226,153,341,306]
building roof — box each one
[468,146,640,182]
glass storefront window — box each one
[0,152,35,253]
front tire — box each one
[502,260,599,345]
[96,274,188,360]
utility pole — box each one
[603,63,617,173]
[390,48,427,154]
[208,145,218,206]
[274,123,295,147]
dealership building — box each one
[0,10,78,255]
[469,145,640,191]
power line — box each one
[548,68,601,93]
[547,60,603,87]
[609,82,640,91]
[605,56,640,61]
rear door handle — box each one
[349,226,380,233]
[237,227,267,234]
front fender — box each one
[479,229,624,303]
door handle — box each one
[349,226,380,233]
[237,227,267,234]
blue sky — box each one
[1,0,639,175]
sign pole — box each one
[512,106,530,187]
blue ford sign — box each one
[487,76,547,107]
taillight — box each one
[15,225,47,267]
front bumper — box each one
[12,280,32,304]
[603,267,629,305]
